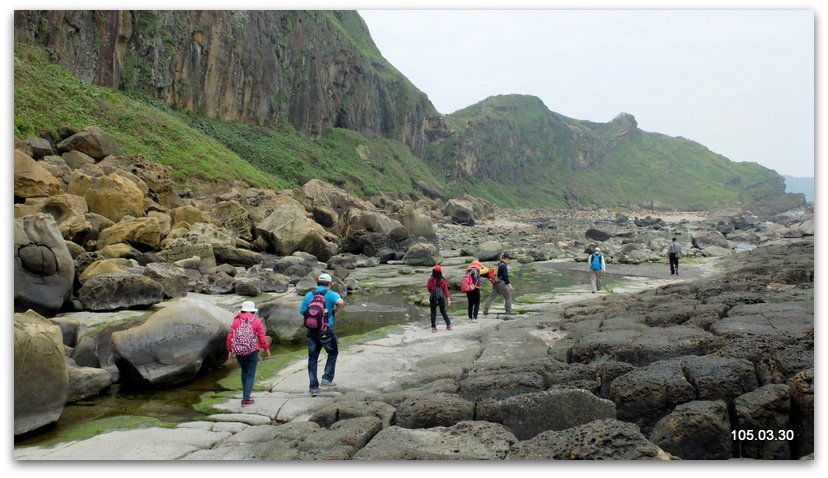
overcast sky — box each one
[359,9,814,178]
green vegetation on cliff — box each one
[438,94,790,209]
[14,44,448,197]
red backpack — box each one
[304,291,327,330]
[460,272,476,292]
[486,264,498,283]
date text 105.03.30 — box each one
[731,429,795,441]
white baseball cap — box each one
[240,300,257,312]
[594,247,601,252]
[318,273,333,283]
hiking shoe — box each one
[241,399,255,407]
[310,389,319,397]
[321,380,336,387]
[446,325,453,330]
[431,328,438,333]
[471,318,478,323]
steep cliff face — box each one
[14,10,447,157]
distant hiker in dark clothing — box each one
[427,265,452,332]
[588,247,606,293]
[483,254,514,315]
[299,273,345,397]
[226,300,271,407]
[668,237,684,275]
[461,259,485,323]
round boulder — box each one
[14,214,75,316]
[14,310,68,435]
[110,298,231,387]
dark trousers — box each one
[235,352,259,401]
[307,329,338,390]
[430,297,451,328]
[466,289,480,319]
[669,253,680,274]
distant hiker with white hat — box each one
[226,300,271,407]
[299,273,345,397]
[588,246,607,293]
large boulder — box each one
[733,384,791,459]
[402,242,441,266]
[84,172,145,222]
[444,198,475,226]
[649,400,733,459]
[609,359,696,432]
[354,421,518,460]
[14,150,62,198]
[110,298,232,387]
[338,208,409,255]
[476,240,504,261]
[96,154,182,209]
[297,178,375,230]
[14,310,68,435]
[14,214,74,316]
[398,205,436,242]
[256,197,338,261]
[61,150,96,169]
[310,397,397,429]
[691,230,729,249]
[38,155,73,183]
[56,126,122,159]
[789,369,814,457]
[77,273,164,311]
[66,359,114,403]
[170,205,212,227]
[395,393,475,429]
[496,389,616,440]
[159,237,217,270]
[14,194,92,244]
[142,262,190,299]
[25,135,54,159]
[508,419,673,460]
[96,217,161,251]
[78,258,137,284]
[259,299,307,344]
[209,200,255,242]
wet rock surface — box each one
[15,235,813,460]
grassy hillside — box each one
[440,95,788,210]
[14,44,448,197]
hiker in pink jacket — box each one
[226,301,270,407]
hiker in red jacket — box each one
[427,265,452,332]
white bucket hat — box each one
[594,247,601,252]
[240,300,257,313]
[318,273,333,283]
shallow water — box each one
[15,263,620,447]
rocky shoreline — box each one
[14,127,814,460]
[14,235,813,460]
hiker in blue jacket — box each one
[588,247,607,293]
[299,273,345,397]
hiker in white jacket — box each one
[668,237,684,275]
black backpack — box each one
[304,291,327,330]
[430,279,445,301]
